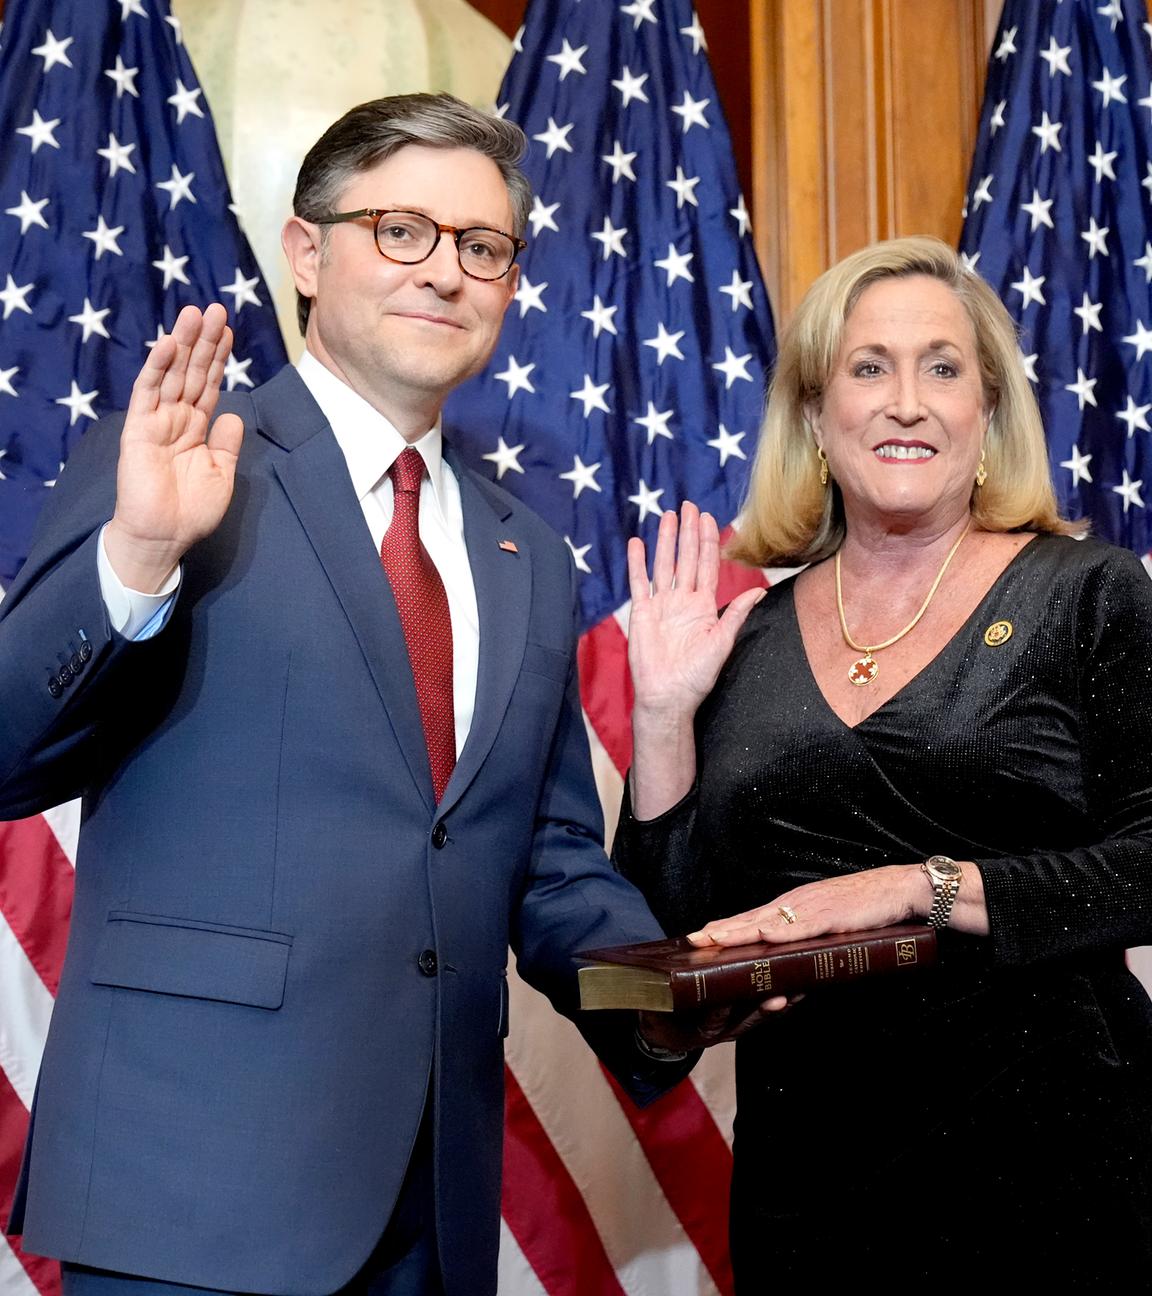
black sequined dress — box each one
[615,534,1152,1288]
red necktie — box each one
[379,447,456,802]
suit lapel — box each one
[255,371,437,813]
[439,449,532,814]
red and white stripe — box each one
[0,571,71,1294]
[496,540,774,1294]
[1,793,77,1296]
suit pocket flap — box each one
[521,641,569,683]
[91,911,292,1009]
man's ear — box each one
[501,263,520,315]
[282,216,323,299]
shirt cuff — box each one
[97,524,181,640]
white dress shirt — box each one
[99,349,480,756]
[296,350,479,754]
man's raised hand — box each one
[103,303,244,593]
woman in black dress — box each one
[620,237,1152,1287]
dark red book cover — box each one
[578,924,937,1011]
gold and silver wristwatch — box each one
[921,855,962,929]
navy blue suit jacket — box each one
[0,367,671,1295]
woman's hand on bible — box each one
[685,866,925,948]
[627,502,765,722]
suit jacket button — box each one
[431,823,448,849]
[79,640,93,662]
[58,664,73,685]
[418,949,438,977]
[70,652,83,672]
[48,678,63,698]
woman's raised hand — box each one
[103,303,245,593]
[627,502,764,722]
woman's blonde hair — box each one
[727,236,1078,567]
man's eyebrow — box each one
[379,203,508,229]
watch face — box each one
[927,856,962,881]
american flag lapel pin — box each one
[498,539,519,555]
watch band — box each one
[921,854,962,930]
[634,1026,689,1063]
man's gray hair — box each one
[291,92,531,336]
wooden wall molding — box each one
[752,0,990,323]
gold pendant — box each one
[848,654,878,686]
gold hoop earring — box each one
[817,446,830,487]
[975,450,987,488]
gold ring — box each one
[778,905,797,925]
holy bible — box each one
[578,924,937,1011]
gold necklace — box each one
[835,524,971,686]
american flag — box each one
[443,1,776,1291]
[959,0,1152,551]
[0,0,779,1292]
[0,1,286,1291]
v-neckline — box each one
[789,534,1042,732]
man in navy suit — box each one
[0,94,688,1296]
